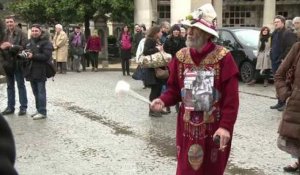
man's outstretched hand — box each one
[150,98,165,112]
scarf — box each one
[72,32,81,47]
[259,34,270,52]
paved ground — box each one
[0,69,295,175]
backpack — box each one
[45,59,56,79]
[121,34,132,50]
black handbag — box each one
[45,60,56,78]
[73,47,84,56]
[132,65,143,80]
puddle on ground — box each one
[52,100,176,159]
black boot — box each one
[270,103,281,109]
[270,100,285,109]
[277,104,286,111]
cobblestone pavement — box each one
[0,71,294,175]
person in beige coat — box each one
[275,42,300,173]
[247,26,272,87]
[53,24,68,74]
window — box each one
[220,31,236,46]
[278,11,288,18]
[223,5,255,27]
[233,29,260,48]
[158,5,170,20]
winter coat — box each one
[163,36,186,57]
[86,36,101,52]
[119,32,132,60]
[1,28,28,76]
[0,54,5,75]
[271,28,297,64]
[142,38,162,86]
[135,38,146,63]
[133,31,144,52]
[256,38,271,70]
[69,32,86,56]
[24,31,53,81]
[0,114,18,175]
[275,42,300,141]
[52,30,68,62]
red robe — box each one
[160,41,239,175]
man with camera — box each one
[0,15,28,116]
[22,24,53,120]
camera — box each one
[17,50,30,60]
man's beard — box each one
[185,36,205,48]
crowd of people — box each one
[1,2,300,174]
[245,15,300,172]
[0,16,103,120]
[244,14,300,173]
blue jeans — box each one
[271,59,281,75]
[30,81,47,115]
[6,68,28,111]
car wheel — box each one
[240,61,255,83]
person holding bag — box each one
[275,42,300,173]
[143,25,167,117]
[69,26,86,72]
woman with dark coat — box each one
[119,25,132,76]
[275,42,300,173]
[162,24,186,113]
[163,24,186,57]
[143,25,164,117]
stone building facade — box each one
[134,0,300,29]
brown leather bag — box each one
[155,67,169,79]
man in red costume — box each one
[151,3,239,175]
